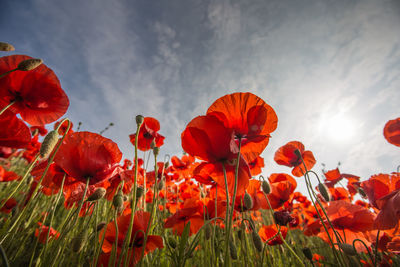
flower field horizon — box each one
[0,43,400,267]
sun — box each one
[319,114,356,142]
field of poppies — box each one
[0,42,400,267]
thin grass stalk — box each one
[0,101,15,116]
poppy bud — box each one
[72,230,87,253]
[357,187,367,198]
[318,183,331,202]
[294,149,302,159]
[17,58,43,71]
[229,239,238,260]
[273,211,294,226]
[86,188,106,202]
[40,130,59,158]
[0,42,15,51]
[153,146,160,157]
[113,191,124,212]
[96,222,106,232]
[135,115,144,126]
[168,237,177,249]
[338,243,357,256]
[164,162,169,168]
[157,179,164,191]
[205,224,212,240]
[252,231,263,252]
[136,187,144,200]
[262,180,271,194]
[237,229,243,241]
[302,247,313,261]
[244,192,253,210]
[150,140,156,149]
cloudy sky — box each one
[2,0,399,189]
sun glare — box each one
[320,114,356,142]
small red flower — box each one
[129,117,165,151]
[274,141,316,177]
[0,55,69,125]
[259,225,287,245]
[35,222,60,244]
[0,110,31,149]
[54,131,122,185]
[384,118,400,147]
[0,198,17,213]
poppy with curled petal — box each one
[54,131,122,185]
[267,173,297,209]
[207,92,278,163]
[129,117,165,151]
[361,173,400,209]
[0,110,31,149]
[0,55,69,126]
[182,114,251,196]
[100,210,164,266]
[259,224,287,246]
[274,141,316,177]
[384,118,400,147]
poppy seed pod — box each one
[72,230,87,253]
[86,188,106,202]
[229,239,238,260]
[262,180,271,194]
[135,115,144,126]
[153,146,160,156]
[252,231,263,252]
[0,42,15,51]
[17,58,43,71]
[338,243,357,256]
[244,192,253,210]
[39,130,59,158]
[318,183,331,202]
[302,247,313,261]
[113,191,124,211]
[96,222,106,232]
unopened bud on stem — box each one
[17,58,43,71]
[135,115,144,126]
[86,188,106,201]
[0,42,15,51]
[40,130,58,158]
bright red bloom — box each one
[100,210,164,266]
[30,125,48,136]
[361,173,400,209]
[206,92,278,163]
[54,131,122,185]
[267,173,297,209]
[0,55,69,125]
[129,117,165,151]
[182,115,251,196]
[35,222,60,244]
[259,225,287,245]
[384,118,400,147]
[0,110,31,149]
[374,189,400,230]
[274,141,316,177]
[0,165,20,182]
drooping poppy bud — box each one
[136,187,144,199]
[229,238,238,260]
[302,247,313,261]
[86,188,106,202]
[244,192,253,210]
[0,42,15,51]
[17,58,43,71]
[72,230,87,253]
[252,231,263,252]
[39,130,58,158]
[262,180,271,194]
[153,146,160,157]
[113,191,124,212]
[157,179,164,190]
[318,183,331,202]
[96,222,106,232]
[168,237,177,249]
[338,243,357,256]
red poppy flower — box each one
[267,173,297,209]
[274,141,316,177]
[54,131,122,185]
[100,210,164,266]
[0,198,17,213]
[0,110,31,149]
[206,92,278,163]
[258,225,287,245]
[0,165,20,182]
[361,173,400,209]
[35,222,60,244]
[30,125,48,136]
[384,118,400,147]
[182,115,251,196]
[374,189,400,230]
[129,117,165,151]
[0,55,69,125]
